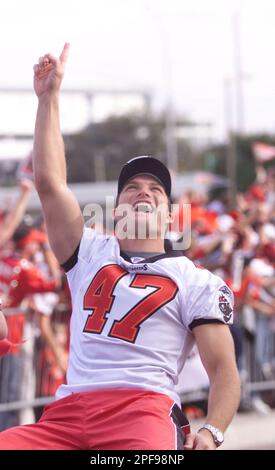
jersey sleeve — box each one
[184,266,234,332]
[61,227,97,273]
[63,227,102,288]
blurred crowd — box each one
[171,166,275,416]
[0,165,274,429]
[0,179,71,430]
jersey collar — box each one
[120,250,183,264]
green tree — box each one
[64,112,197,183]
[201,133,275,192]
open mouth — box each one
[133,202,154,213]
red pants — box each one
[0,389,189,450]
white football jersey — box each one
[56,228,234,405]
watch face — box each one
[216,431,224,444]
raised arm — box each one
[33,43,84,264]
[0,179,33,248]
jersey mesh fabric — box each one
[56,228,234,406]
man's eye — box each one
[152,187,162,192]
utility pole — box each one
[225,10,245,207]
[142,3,178,173]
[233,11,245,133]
[224,78,237,208]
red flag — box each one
[252,142,275,163]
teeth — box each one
[134,202,153,213]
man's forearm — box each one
[0,191,30,247]
[205,364,241,432]
[33,94,67,192]
[248,298,274,315]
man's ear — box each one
[166,210,175,232]
[167,210,175,225]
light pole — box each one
[160,30,178,174]
[232,11,245,133]
[141,3,178,173]
[225,8,246,207]
[224,78,237,208]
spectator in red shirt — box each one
[0,222,58,431]
[0,180,33,250]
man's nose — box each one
[137,188,151,198]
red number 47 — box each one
[83,264,178,343]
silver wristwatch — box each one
[198,424,224,447]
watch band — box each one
[198,423,224,447]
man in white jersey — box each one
[0,44,240,450]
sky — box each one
[1,0,275,142]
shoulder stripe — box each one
[189,318,225,331]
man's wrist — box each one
[197,424,224,447]
[38,92,60,106]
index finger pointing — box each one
[60,42,70,65]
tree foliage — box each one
[65,113,164,183]
[64,112,197,183]
[202,133,275,192]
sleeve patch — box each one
[218,286,233,323]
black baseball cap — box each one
[117,156,171,197]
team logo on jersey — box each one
[219,285,232,299]
[218,288,233,323]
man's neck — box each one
[118,238,165,253]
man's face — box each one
[114,175,172,239]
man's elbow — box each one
[209,359,241,390]
[33,161,63,192]
[230,370,242,411]
[230,366,241,396]
[220,362,241,402]
[34,176,55,195]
